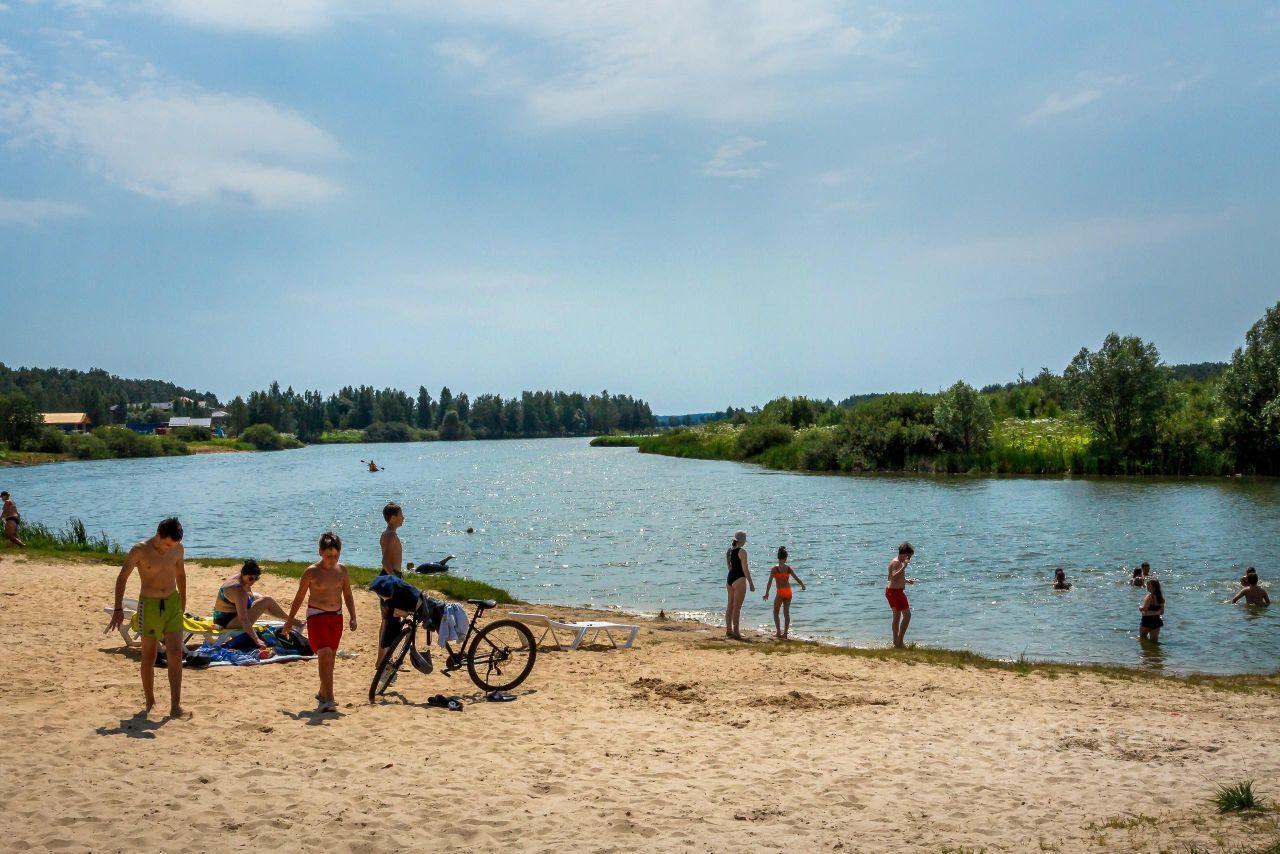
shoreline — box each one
[1,552,1277,852]
[20,547,1280,688]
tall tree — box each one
[416,386,435,430]
[1064,334,1169,462]
[1218,300,1280,474]
[0,391,41,450]
[933,381,994,453]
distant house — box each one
[125,423,161,435]
[42,412,91,433]
[168,416,213,429]
[209,410,230,424]
[150,401,175,411]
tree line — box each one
[607,301,1280,477]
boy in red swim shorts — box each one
[885,542,915,648]
[281,532,357,712]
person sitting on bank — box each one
[1231,573,1270,606]
[1052,568,1071,590]
[212,560,289,653]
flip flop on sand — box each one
[427,694,464,711]
[485,690,517,702]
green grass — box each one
[699,637,1280,696]
[589,435,643,447]
[0,449,68,465]
[1087,814,1158,831]
[16,518,121,554]
[188,438,255,452]
[11,521,517,605]
[318,429,364,443]
[1214,781,1266,814]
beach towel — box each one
[190,642,316,667]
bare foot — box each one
[145,698,156,714]
[167,707,193,721]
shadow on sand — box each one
[95,710,169,739]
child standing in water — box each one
[1139,577,1165,643]
[763,546,806,639]
[886,542,915,648]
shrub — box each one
[737,423,794,457]
[362,421,419,443]
[29,426,68,454]
[796,428,841,471]
[174,426,212,441]
[66,433,109,459]
[1213,780,1264,813]
[240,423,288,450]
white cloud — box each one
[1,65,342,208]
[702,136,769,178]
[816,169,854,186]
[110,1,903,125]
[929,213,1224,268]
[1022,88,1104,124]
[0,197,87,225]
[132,0,340,34]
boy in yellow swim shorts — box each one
[106,518,191,719]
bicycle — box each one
[369,597,536,703]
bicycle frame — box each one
[395,600,492,677]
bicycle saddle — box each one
[468,598,497,608]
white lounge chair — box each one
[103,598,284,648]
[509,612,639,651]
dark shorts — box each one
[381,614,409,648]
[1140,614,1163,629]
[886,588,910,611]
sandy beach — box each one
[0,554,1276,853]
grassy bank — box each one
[13,518,516,604]
[596,418,1138,477]
[188,438,255,452]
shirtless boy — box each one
[1231,573,1271,606]
[281,532,357,712]
[380,502,404,576]
[885,542,915,648]
[104,517,189,718]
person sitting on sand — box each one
[1,491,23,547]
[724,530,755,640]
[1139,578,1165,643]
[211,560,289,654]
[1231,574,1270,606]
[1053,568,1071,590]
[280,532,357,713]
[104,517,190,719]
[886,542,915,648]
[763,546,806,639]
[1130,566,1145,587]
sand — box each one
[0,555,1276,853]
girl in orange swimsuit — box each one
[763,547,806,639]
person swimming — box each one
[1231,573,1270,606]
[1130,566,1145,587]
[1053,568,1071,590]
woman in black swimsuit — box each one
[1139,577,1165,642]
[724,530,755,640]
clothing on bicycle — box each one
[370,573,428,647]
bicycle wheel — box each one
[368,622,413,703]
[466,619,536,692]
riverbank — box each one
[0,553,1276,852]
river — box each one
[6,439,1278,674]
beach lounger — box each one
[103,598,283,648]
[508,612,639,651]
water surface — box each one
[6,439,1278,673]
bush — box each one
[66,433,109,460]
[174,426,212,441]
[362,421,419,443]
[796,428,841,471]
[737,423,794,457]
[28,426,68,454]
[239,423,301,451]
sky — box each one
[1,1,1278,413]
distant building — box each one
[168,416,213,429]
[150,401,175,411]
[42,412,91,433]
[125,423,161,435]
[209,410,230,424]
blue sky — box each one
[1,1,1277,412]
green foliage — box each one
[1218,300,1280,474]
[438,409,467,440]
[189,438,255,452]
[318,429,364,443]
[0,391,41,450]
[0,363,216,416]
[92,426,189,458]
[757,396,831,428]
[1065,333,1170,466]
[934,381,994,453]
[635,425,740,459]
[737,423,794,456]
[1212,780,1264,813]
[839,393,939,469]
[240,423,303,451]
[173,425,212,441]
[66,433,109,459]
[18,517,121,554]
[986,418,1098,474]
[589,435,642,447]
[361,421,424,443]
[28,425,68,454]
